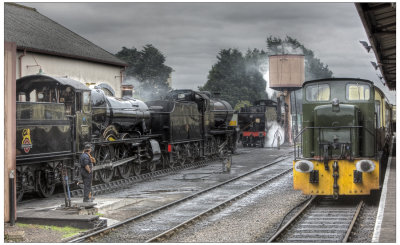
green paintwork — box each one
[16,102,72,158]
[313,104,359,157]
[302,79,375,158]
[75,111,92,152]
[17,102,66,120]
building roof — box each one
[17,74,91,92]
[356,3,396,91]
[5,3,127,67]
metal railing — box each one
[293,125,376,160]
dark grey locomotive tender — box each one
[16,75,236,201]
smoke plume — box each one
[265,121,285,147]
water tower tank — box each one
[269,55,305,90]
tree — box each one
[115,47,142,77]
[234,100,252,111]
[266,36,333,80]
[199,48,267,107]
[115,44,173,100]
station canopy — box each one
[356,3,396,91]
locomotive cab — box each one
[16,75,92,199]
[16,75,92,154]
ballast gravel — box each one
[166,173,308,243]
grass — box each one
[16,223,87,238]
[95,212,104,217]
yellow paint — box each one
[21,128,33,153]
[293,159,380,195]
[107,136,116,141]
[229,120,237,126]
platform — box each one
[16,196,138,228]
[17,209,104,229]
[372,137,396,243]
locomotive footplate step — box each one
[17,209,105,229]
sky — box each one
[20,2,396,104]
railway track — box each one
[18,147,269,203]
[267,196,364,243]
[60,157,219,198]
[17,157,217,205]
[68,155,292,243]
[65,147,262,198]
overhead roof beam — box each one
[381,57,396,61]
[385,67,396,72]
[366,3,394,12]
[381,46,396,54]
[373,31,396,38]
[375,14,396,22]
[376,22,396,30]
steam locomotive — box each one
[16,75,237,201]
[293,78,394,197]
[237,100,279,147]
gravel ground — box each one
[4,222,78,243]
[8,146,382,243]
[166,172,308,243]
[100,146,293,222]
[349,192,380,243]
[6,146,293,243]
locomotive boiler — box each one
[90,88,151,138]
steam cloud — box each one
[265,121,285,147]
[123,76,165,101]
[257,40,304,147]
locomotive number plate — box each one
[81,125,89,134]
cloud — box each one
[21,2,395,103]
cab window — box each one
[306,84,330,101]
[83,91,91,113]
[385,107,390,128]
[347,84,370,101]
[375,101,381,128]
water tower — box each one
[269,54,305,144]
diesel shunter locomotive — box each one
[16,75,236,201]
[293,78,394,197]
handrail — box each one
[293,125,375,160]
[294,126,366,141]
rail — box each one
[68,154,292,243]
[267,197,364,243]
